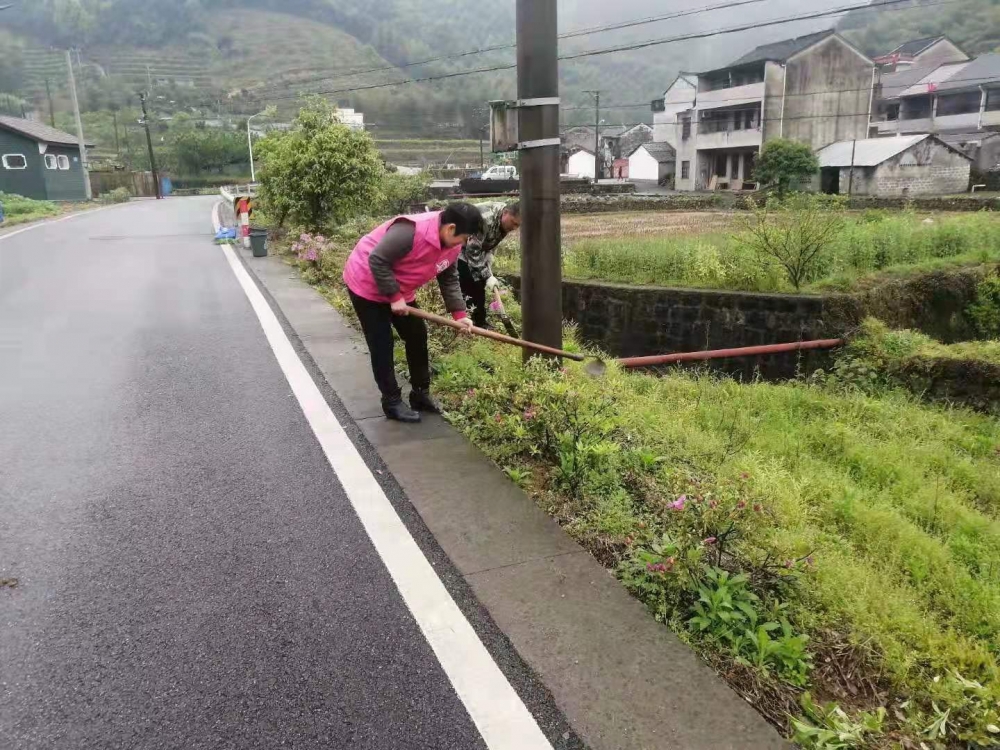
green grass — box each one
[0,193,61,227]
[495,210,1000,294]
[275,222,1000,745]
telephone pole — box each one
[44,77,56,128]
[112,111,121,158]
[516,0,562,355]
[65,50,92,200]
[584,90,601,182]
[139,92,162,199]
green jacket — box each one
[459,202,511,283]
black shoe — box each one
[409,388,442,414]
[383,398,421,423]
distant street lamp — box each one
[246,110,268,183]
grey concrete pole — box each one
[66,50,92,200]
[516,0,563,356]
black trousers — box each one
[349,290,430,402]
[457,259,488,328]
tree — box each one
[754,139,820,198]
[256,97,385,230]
[741,195,842,291]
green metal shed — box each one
[0,115,94,201]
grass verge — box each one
[274,224,1000,748]
[0,192,61,227]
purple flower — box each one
[703,537,717,546]
[466,389,476,397]
[669,495,688,511]
[784,559,795,569]
[737,500,747,510]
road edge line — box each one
[219,242,553,750]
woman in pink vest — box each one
[343,202,485,423]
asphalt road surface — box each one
[0,198,516,749]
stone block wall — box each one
[504,265,992,380]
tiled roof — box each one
[629,141,675,161]
[729,30,836,67]
[892,36,945,57]
[0,115,93,147]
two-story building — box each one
[873,36,969,73]
[872,53,1000,170]
[670,30,874,191]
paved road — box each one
[0,198,493,749]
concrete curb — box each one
[224,218,789,750]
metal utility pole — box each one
[65,50,92,200]
[584,90,601,182]
[516,0,562,355]
[139,92,162,199]
[44,77,56,127]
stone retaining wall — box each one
[504,265,994,379]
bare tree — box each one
[742,196,842,291]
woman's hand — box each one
[455,317,474,334]
[390,299,410,316]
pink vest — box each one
[343,212,461,304]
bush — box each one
[99,187,131,205]
[256,97,385,230]
[378,171,431,215]
[0,192,59,223]
[968,275,1000,338]
[754,138,819,197]
[741,195,842,290]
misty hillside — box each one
[0,0,981,136]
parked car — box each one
[481,165,518,180]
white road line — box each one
[220,244,553,750]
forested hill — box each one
[837,0,1000,57]
[2,0,984,137]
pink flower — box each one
[523,410,536,421]
[709,500,719,509]
[806,556,815,567]
[737,500,747,510]
[740,472,750,480]
[559,368,568,375]
[703,537,717,545]
[314,235,326,243]
[668,495,688,511]
[490,300,502,312]
[753,503,763,513]
[784,559,795,569]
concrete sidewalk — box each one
[228,230,787,750]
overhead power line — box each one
[249,0,775,97]
[260,0,960,103]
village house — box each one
[0,115,93,201]
[872,50,1000,171]
[651,75,697,149]
[816,134,971,196]
[627,141,676,183]
[561,123,652,179]
[873,36,969,73]
[671,30,874,192]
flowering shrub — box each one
[292,232,327,264]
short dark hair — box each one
[503,201,520,218]
[441,202,485,236]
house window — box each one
[745,109,756,129]
[2,154,27,170]
[44,154,58,170]
[681,161,690,179]
[57,155,70,170]
[681,117,691,139]
[734,113,743,131]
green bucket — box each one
[249,227,268,257]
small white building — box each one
[567,147,596,179]
[628,141,676,182]
[335,108,365,130]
